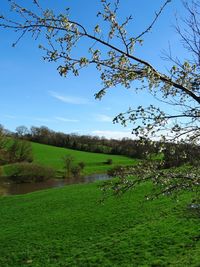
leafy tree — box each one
[8,138,33,163]
[0,124,7,151]
[1,0,200,201]
[0,125,9,164]
[62,154,74,178]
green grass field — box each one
[31,142,137,175]
[1,142,199,266]
[0,181,199,266]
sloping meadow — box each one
[0,180,199,266]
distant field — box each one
[31,142,137,175]
[0,181,199,266]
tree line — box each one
[1,123,200,169]
[13,125,200,167]
[14,125,157,158]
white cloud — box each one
[49,91,89,105]
[55,116,79,122]
[96,114,113,122]
[91,130,134,139]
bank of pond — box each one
[0,173,109,196]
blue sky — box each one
[0,0,186,139]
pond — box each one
[0,174,109,196]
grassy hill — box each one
[1,141,199,266]
[0,181,199,266]
[31,142,137,175]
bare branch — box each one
[134,0,172,40]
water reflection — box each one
[0,174,109,196]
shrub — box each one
[78,161,85,170]
[7,163,55,183]
[71,165,82,177]
[107,165,124,177]
[0,166,3,177]
[62,156,85,178]
[0,149,10,165]
[62,154,74,178]
[104,158,113,165]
